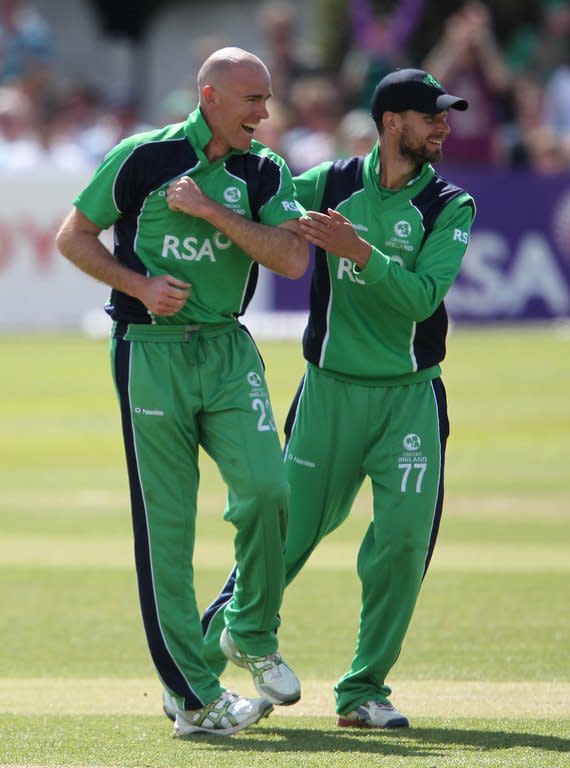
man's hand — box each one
[300,209,372,269]
[137,274,191,316]
[167,176,213,219]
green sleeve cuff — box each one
[352,246,390,284]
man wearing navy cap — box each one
[203,68,476,729]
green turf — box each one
[1,715,569,767]
[0,326,569,767]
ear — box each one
[383,111,401,134]
[202,84,217,105]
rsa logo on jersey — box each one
[160,231,233,262]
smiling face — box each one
[395,109,451,166]
[200,58,272,160]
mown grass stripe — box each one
[2,678,569,719]
[1,537,569,572]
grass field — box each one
[0,325,569,767]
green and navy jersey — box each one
[74,107,304,325]
[294,142,475,384]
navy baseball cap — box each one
[370,68,468,124]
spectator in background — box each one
[282,75,342,171]
[340,0,427,111]
[0,0,52,84]
[505,73,569,173]
[0,82,40,168]
[158,86,196,125]
[540,1,570,162]
[335,107,377,157]
[53,81,114,165]
[526,126,569,173]
[0,80,95,172]
[530,0,570,85]
[422,0,512,168]
[502,0,570,170]
[258,1,326,110]
[543,64,570,166]
[159,33,228,127]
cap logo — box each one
[424,73,443,89]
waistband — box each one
[112,320,239,342]
[307,361,441,388]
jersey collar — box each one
[183,106,249,163]
[184,106,213,150]
[364,142,435,207]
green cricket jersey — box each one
[74,107,304,325]
[294,143,476,383]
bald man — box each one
[56,47,308,737]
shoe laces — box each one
[237,649,285,680]
[190,690,241,728]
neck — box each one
[378,147,420,190]
[204,139,227,162]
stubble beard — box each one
[399,130,443,167]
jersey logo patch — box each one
[224,187,242,203]
[394,220,412,237]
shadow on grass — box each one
[186,725,570,756]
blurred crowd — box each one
[1,0,569,175]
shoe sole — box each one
[337,715,409,729]
[255,687,301,706]
[175,702,273,737]
[221,630,301,706]
[163,705,176,723]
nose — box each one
[256,100,269,120]
[437,116,451,134]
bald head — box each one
[197,47,270,92]
[196,46,273,160]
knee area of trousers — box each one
[252,478,290,512]
[235,479,289,524]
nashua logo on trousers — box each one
[134,407,165,416]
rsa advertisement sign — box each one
[446,169,570,321]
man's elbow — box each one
[55,210,78,257]
[286,241,310,280]
[55,225,71,258]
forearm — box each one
[204,202,309,279]
[477,30,512,91]
[422,35,464,81]
[56,214,146,299]
[359,248,452,320]
[57,206,192,317]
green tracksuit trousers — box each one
[203,363,449,715]
[284,365,449,714]
[111,321,288,711]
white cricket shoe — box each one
[220,627,301,706]
[337,699,409,729]
[162,689,179,722]
[173,690,273,737]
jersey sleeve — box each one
[256,153,307,226]
[293,162,332,211]
[73,138,138,230]
[356,193,476,320]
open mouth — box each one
[242,123,256,135]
